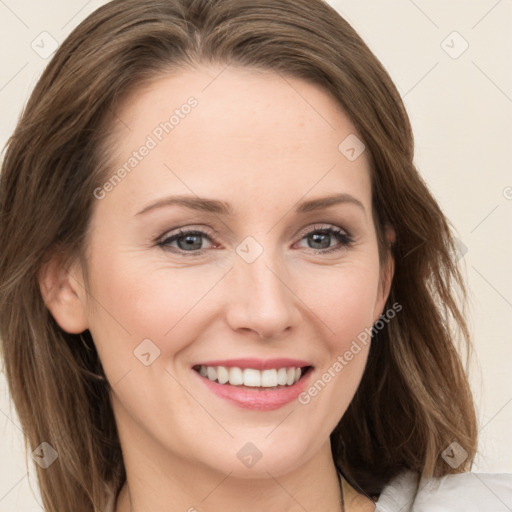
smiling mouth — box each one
[192,364,313,389]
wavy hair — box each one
[0,0,478,510]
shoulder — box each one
[374,470,512,512]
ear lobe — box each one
[39,254,89,334]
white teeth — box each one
[277,368,288,386]
[217,366,229,384]
[206,366,217,381]
[229,367,244,386]
[197,365,306,387]
[243,368,261,387]
[261,369,278,387]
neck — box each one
[115,441,343,512]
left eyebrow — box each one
[135,192,365,217]
[136,195,233,216]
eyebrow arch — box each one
[296,193,365,214]
[135,193,365,216]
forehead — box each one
[99,65,372,218]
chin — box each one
[190,432,320,479]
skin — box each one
[41,65,394,512]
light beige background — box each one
[1,0,511,510]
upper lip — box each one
[193,358,313,370]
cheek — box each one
[294,266,378,426]
[297,259,379,396]
[301,260,380,344]
[83,248,228,367]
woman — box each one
[0,0,510,511]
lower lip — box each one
[194,369,312,411]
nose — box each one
[225,249,299,340]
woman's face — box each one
[65,65,393,479]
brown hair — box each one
[0,0,478,510]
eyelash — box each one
[156,224,354,257]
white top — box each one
[103,470,512,511]
[373,470,512,511]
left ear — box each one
[373,224,396,324]
[38,252,89,334]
